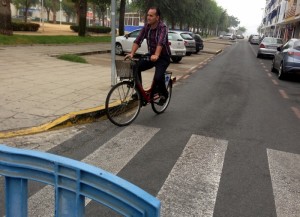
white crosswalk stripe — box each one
[157,135,228,217]
[267,149,300,217]
[28,125,160,216]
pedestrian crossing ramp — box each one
[0,145,160,217]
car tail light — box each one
[184,41,188,46]
[168,41,171,46]
[288,51,300,56]
[259,44,265,48]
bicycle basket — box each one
[115,60,135,79]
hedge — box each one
[12,22,40,32]
[70,25,111,34]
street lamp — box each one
[59,0,62,25]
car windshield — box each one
[180,33,193,40]
[263,38,282,44]
[293,40,300,50]
[168,33,182,41]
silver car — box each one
[271,38,300,79]
[250,35,260,44]
[169,31,196,56]
[257,37,283,58]
[168,32,186,63]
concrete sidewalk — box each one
[0,39,231,138]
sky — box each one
[215,0,266,36]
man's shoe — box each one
[157,95,168,106]
[131,93,138,100]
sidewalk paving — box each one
[0,39,231,138]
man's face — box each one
[147,9,159,25]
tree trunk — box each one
[0,0,13,35]
[118,0,126,36]
[78,0,87,36]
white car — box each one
[115,29,186,63]
[115,29,147,55]
[223,34,235,40]
[168,31,186,63]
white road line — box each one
[267,149,300,217]
[157,135,228,217]
[291,106,300,119]
[28,124,160,216]
[279,89,289,99]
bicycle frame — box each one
[132,64,159,105]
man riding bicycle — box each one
[125,6,171,105]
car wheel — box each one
[256,53,261,58]
[115,43,124,55]
[171,57,182,63]
[271,59,276,72]
[278,62,285,80]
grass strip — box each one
[0,35,111,45]
[57,54,88,63]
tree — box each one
[0,0,13,35]
[118,0,126,35]
[78,0,87,36]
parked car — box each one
[236,34,244,39]
[257,37,283,58]
[223,33,236,40]
[189,33,204,53]
[168,32,186,63]
[169,31,196,56]
[115,29,147,55]
[271,38,300,79]
[249,35,260,44]
[115,29,186,63]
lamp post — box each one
[59,0,62,25]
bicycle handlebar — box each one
[124,53,151,62]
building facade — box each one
[262,0,300,42]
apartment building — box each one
[262,0,300,41]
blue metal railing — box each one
[0,144,160,217]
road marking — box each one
[291,107,300,119]
[28,125,160,216]
[268,73,272,77]
[267,149,300,217]
[157,135,228,217]
[272,79,279,85]
[183,74,190,79]
[279,89,289,99]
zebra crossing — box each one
[1,124,300,216]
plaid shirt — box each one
[134,21,171,56]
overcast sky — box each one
[215,0,266,35]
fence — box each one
[0,144,160,217]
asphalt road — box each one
[1,39,300,217]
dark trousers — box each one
[136,55,170,97]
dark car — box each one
[189,33,204,53]
[271,38,300,79]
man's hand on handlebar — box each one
[124,53,134,60]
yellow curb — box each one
[0,105,106,139]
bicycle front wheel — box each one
[105,81,141,126]
[151,81,172,114]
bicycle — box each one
[105,54,175,126]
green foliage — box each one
[0,35,111,45]
[57,54,87,63]
[12,22,40,32]
[70,25,111,33]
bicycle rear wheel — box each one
[105,81,141,126]
[151,81,172,114]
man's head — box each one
[147,7,161,27]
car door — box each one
[122,30,141,53]
[276,41,290,69]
